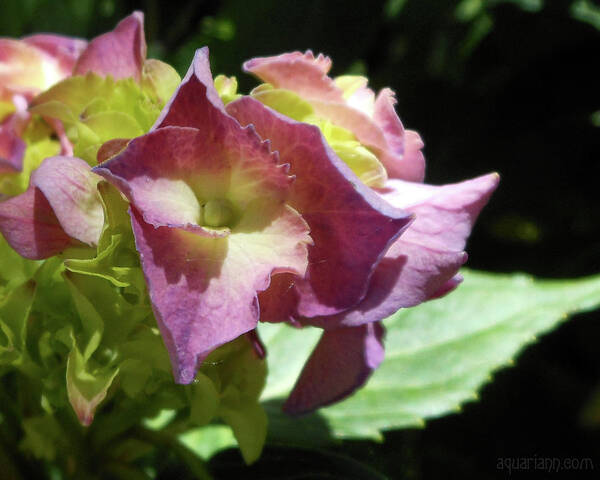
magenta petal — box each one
[243,51,344,103]
[373,89,425,182]
[74,12,146,81]
[0,186,74,259]
[227,96,413,317]
[130,201,309,384]
[153,47,230,130]
[283,322,385,415]
[306,173,499,329]
[257,272,299,324]
[31,156,103,246]
[22,34,87,77]
[0,124,25,174]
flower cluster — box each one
[0,10,497,444]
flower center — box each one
[202,199,234,228]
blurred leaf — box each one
[19,415,65,461]
[571,0,600,30]
[261,269,600,441]
[179,424,237,460]
[384,0,408,19]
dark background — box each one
[2,0,599,478]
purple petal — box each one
[31,156,103,246]
[283,322,385,415]
[130,200,310,384]
[227,96,413,317]
[305,173,499,329]
[74,12,146,81]
[0,186,74,259]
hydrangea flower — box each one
[0,12,178,259]
[0,33,86,178]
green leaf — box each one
[218,402,267,465]
[199,337,268,464]
[261,270,600,442]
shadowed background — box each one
[2,0,599,477]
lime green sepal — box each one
[65,182,144,291]
[334,75,369,99]
[251,86,315,122]
[142,59,181,104]
[214,75,242,105]
[0,135,60,197]
[66,331,119,427]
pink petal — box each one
[373,88,425,182]
[429,274,464,300]
[243,51,344,103]
[31,156,103,246]
[305,173,499,329]
[0,186,74,259]
[283,322,384,415]
[130,199,310,384]
[0,39,50,96]
[74,12,146,81]
[22,34,87,77]
[227,96,413,318]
